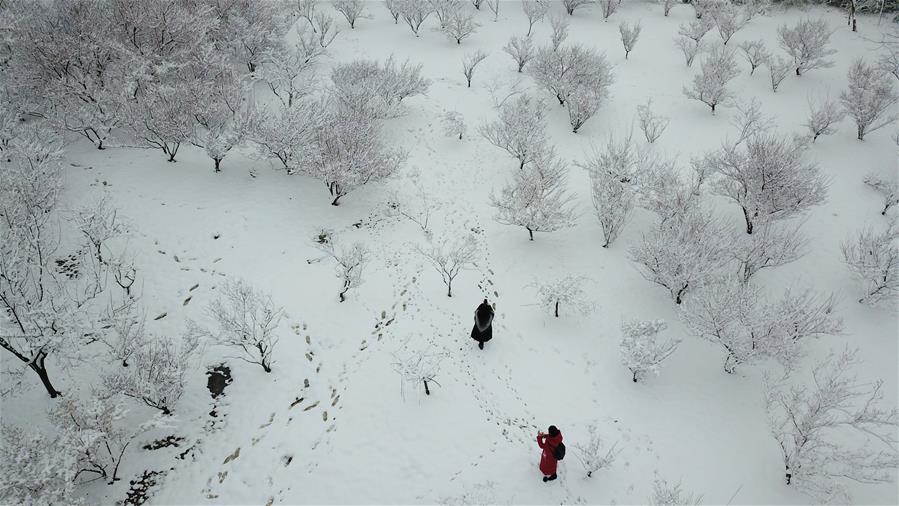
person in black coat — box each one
[470,299,494,350]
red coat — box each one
[537,432,563,476]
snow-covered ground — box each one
[3,1,898,505]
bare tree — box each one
[864,173,899,216]
[600,0,620,21]
[567,84,612,133]
[572,424,620,478]
[386,169,440,235]
[683,44,739,113]
[777,18,837,76]
[430,0,461,28]
[317,235,370,302]
[729,97,775,146]
[562,0,594,15]
[333,0,367,28]
[441,110,466,140]
[678,17,715,45]
[804,91,845,142]
[330,56,430,119]
[620,319,681,382]
[462,50,489,88]
[549,12,569,51]
[630,209,731,304]
[739,40,770,76]
[504,35,535,72]
[663,0,677,16]
[392,347,445,397]
[637,100,670,143]
[700,134,828,234]
[491,149,578,241]
[619,21,642,59]
[530,44,613,106]
[200,279,285,372]
[416,234,478,297]
[398,0,434,36]
[443,7,479,44]
[711,2,746,45]
[522,0,550,36]
[842,225,898,304]
[729,221,807,283]
[841,58,899,140]
[764,348,898,503]
[529,274,593,317]
[296,0,318,28]
[650,479,703,506]
[878,46,899,82]
[384,0,402,22]
[675,37,706,68]
[485,0,500,21]
[766,54,792,92]
[479,94,548,169]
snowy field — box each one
[1,0,898,505]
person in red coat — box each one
[536,425,563,482]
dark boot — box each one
[478,341,484,350]
[542,476,548,482]
[546,474,557,482]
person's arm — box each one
[536,435,545,448]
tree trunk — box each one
[724,353,738,374]
[31,356,61,398]
[742,207,754,234]
[214,157,222,172]
[331,195,342,206]
[674,283,688,304]
[710,103,716,113]
[795,67,801,76]
[554,300,559,317]
[447,282,452,297]
[423,379,430,395]
[528,228,534,241]
[857,124,865,141]
[632,370,638,382]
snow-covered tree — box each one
[479,94,548,169]
[683,44,739,113]
[701,134,828,234]
[663,0,677,17]
[841,58,899,141]
[640,156,707,223]
[729,97,775,146]
[386,168,440,235]
[802,91,845,143]
[562,0,594,15]
[777,18,837,76]
[739,40,770,76]
[530,44,613,106]
[678,17,715,45]
[200,279,285,372]
[579,131,652,186]
[296,0,318,27]
[326,240,370,303]
[572,424,619,478]
[764,348,899,503]
[864,173,899,216]
[304,107,406,205]
[691,0,718,19]
[567,84,611,133]
[0,424,80,505]
[398,0,434,36]
[683,279,842,373]
[126,82,199,162]
[260,37,321,109]
[472,0,484,9]
[249,97,328,172]
[530,274,593,317]
[630,209,731,304]
[485,0,500,21]
[841,225,898,304]
[97,298,143,367]
[600,0,620,21]
[504,35,535,73]
[430,0,461,28]
[549,13,569,51]
[590,170,635,248]
[462,50,489,88]
[491,149,578,241]
[392,347,445,397]
[443,6,479,44]
[333,0,367,29]
[209,0,292,73]
[620,319,681,382]
[878,46,899,82]
[101,334,195,415]
[330,56,430,119]
[384,0,402,23]
[637,100,670,143]
[675,36,706,68]
[74,195,127,266]
[766,54,792,92]
[619,21,641,59]
[729,221,807,283]
[711,2,746,45]
[192,71,255,172]
[442,110,466,140]
[522,0,550,36]
[415,234,479,297]
[649,478,703,506]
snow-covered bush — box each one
[729,221,807,284]
[462,50,489,88]
[637,100,670,143]
[683,44,739,113]
[630,209,731,305]
[443,6,479,44]
[529,44,613,106]
[101,334,196,415]
[479,94,548,169]
[491,149,578,241]
[249,98,328,172]
[529,274,593,317]
[522,0,550,36]
[700,134,828,234]
[398,0,433,36]
[549,13,569,51]
[562,0,594,15]
[764,348,899,503]
[431,0,461,28]
[504,35,535,73]
[415,234,478,297]
[316,234,371,303]
[392,347,445,398]
[600,0,620,21]
[804,91,845,142]
[260,37,320,110]
[619,21,641,59]
[777,18,837,76]
[330,56,430,119]
[841,225,898,304]
[0,425,80,504]
[683,279,842,373]
[739,40,769,76]
[620,319,681,382]
[567,85,610,133]
[126,83,199,162]
[840,58,899,140]
[675,37,706,68]
[442,111,466,140]
[485,0,500,21]
[333,0,367,29]
[572,424,620,478]
[864,173,899,216]
[384,0,402,23]
[386,169,439,235]
[74,195,127,266]
[649,478,703,506]
[579,132,651,186]
[766,54,792,92]
[710,2,746,45]
[729,97,775,146]
[201,279,285,372]
[678,17,715,45]
[192,71,255,172]
[590,170,635,248]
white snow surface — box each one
[4,2,898,505]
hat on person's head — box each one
[548,425,559,436]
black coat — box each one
[470,304,494,342]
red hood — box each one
[546,432,563,445]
